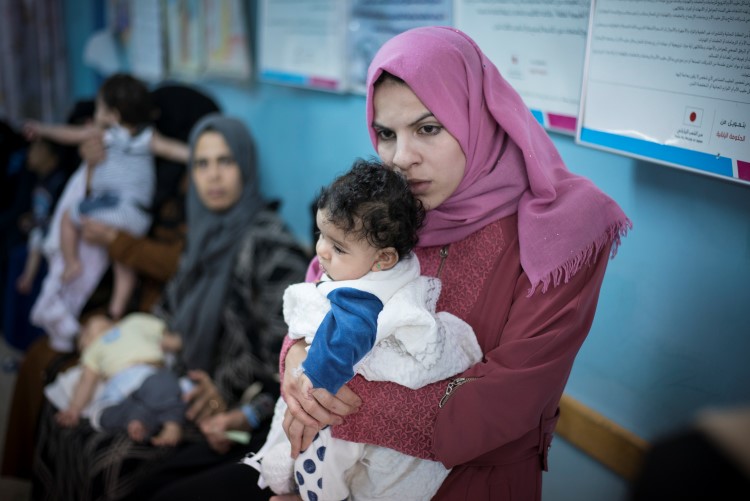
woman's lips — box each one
[206,189,225,198]
[408,179,431,195]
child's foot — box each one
[62,261,82,283]
[127,420,147,442]
[151,421,182,447]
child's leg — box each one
[294,427,363,501]
[109,262,136,320]
[60,209,82,282]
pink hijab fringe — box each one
[536,220,632,297]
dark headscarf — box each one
[163,114,264,371]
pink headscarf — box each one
[365,26,631,293]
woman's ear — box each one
[373,248,398,272]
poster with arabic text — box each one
[578,0,750,185]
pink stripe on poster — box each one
[738,160,750,181]
[309,77,339,90]
[547,113,577,132]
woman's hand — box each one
[79,130,106,167]
[184,370,227,424]
[281,341,361,457]
[80,217,118,246]
[199,408,247,454]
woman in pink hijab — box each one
[280,26,631,500]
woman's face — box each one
[372,79,466,211]
[191,131,243,212]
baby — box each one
[24,73,189,319]
[246,159,482,501]
[55,312,186,446]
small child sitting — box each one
[24,73,189,319]
[245,159,482,501]
[15,138,68,295]
[55,312,186,446]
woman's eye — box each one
[420,124,442,135]
[375,128,394,141]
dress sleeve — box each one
[431,243,612,467]
[107,231,183,283]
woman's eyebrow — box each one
[409,112,435,126]
[372,112,435,130]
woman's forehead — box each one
[373,81,430,125]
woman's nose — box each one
[392,137,419,171]
[205,162,220,179]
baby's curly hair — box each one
[317,158,425,259]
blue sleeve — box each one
[302,287,383,394]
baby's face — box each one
[26,140,56,174]
[314,209,381,281]
[94,96,118,128]
[79,315,114,351]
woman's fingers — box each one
[79,131,106,166]
[201,414,232,453]
[80,218,117,245]
[284,392,323,429]
[282,408,319,458]
[311,386,361,417]
[185,370,225,422]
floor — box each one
[0,336,32,501]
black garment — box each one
[631,428,750,501]
[150,462,270,501]
[125,419,273,501]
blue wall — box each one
[64,3,750,499]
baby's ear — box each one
[373,248,398,272]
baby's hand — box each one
[22,121,42,141]
[55,409,80,428]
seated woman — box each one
[31,114,310,501]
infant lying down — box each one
[45,312,188,446]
